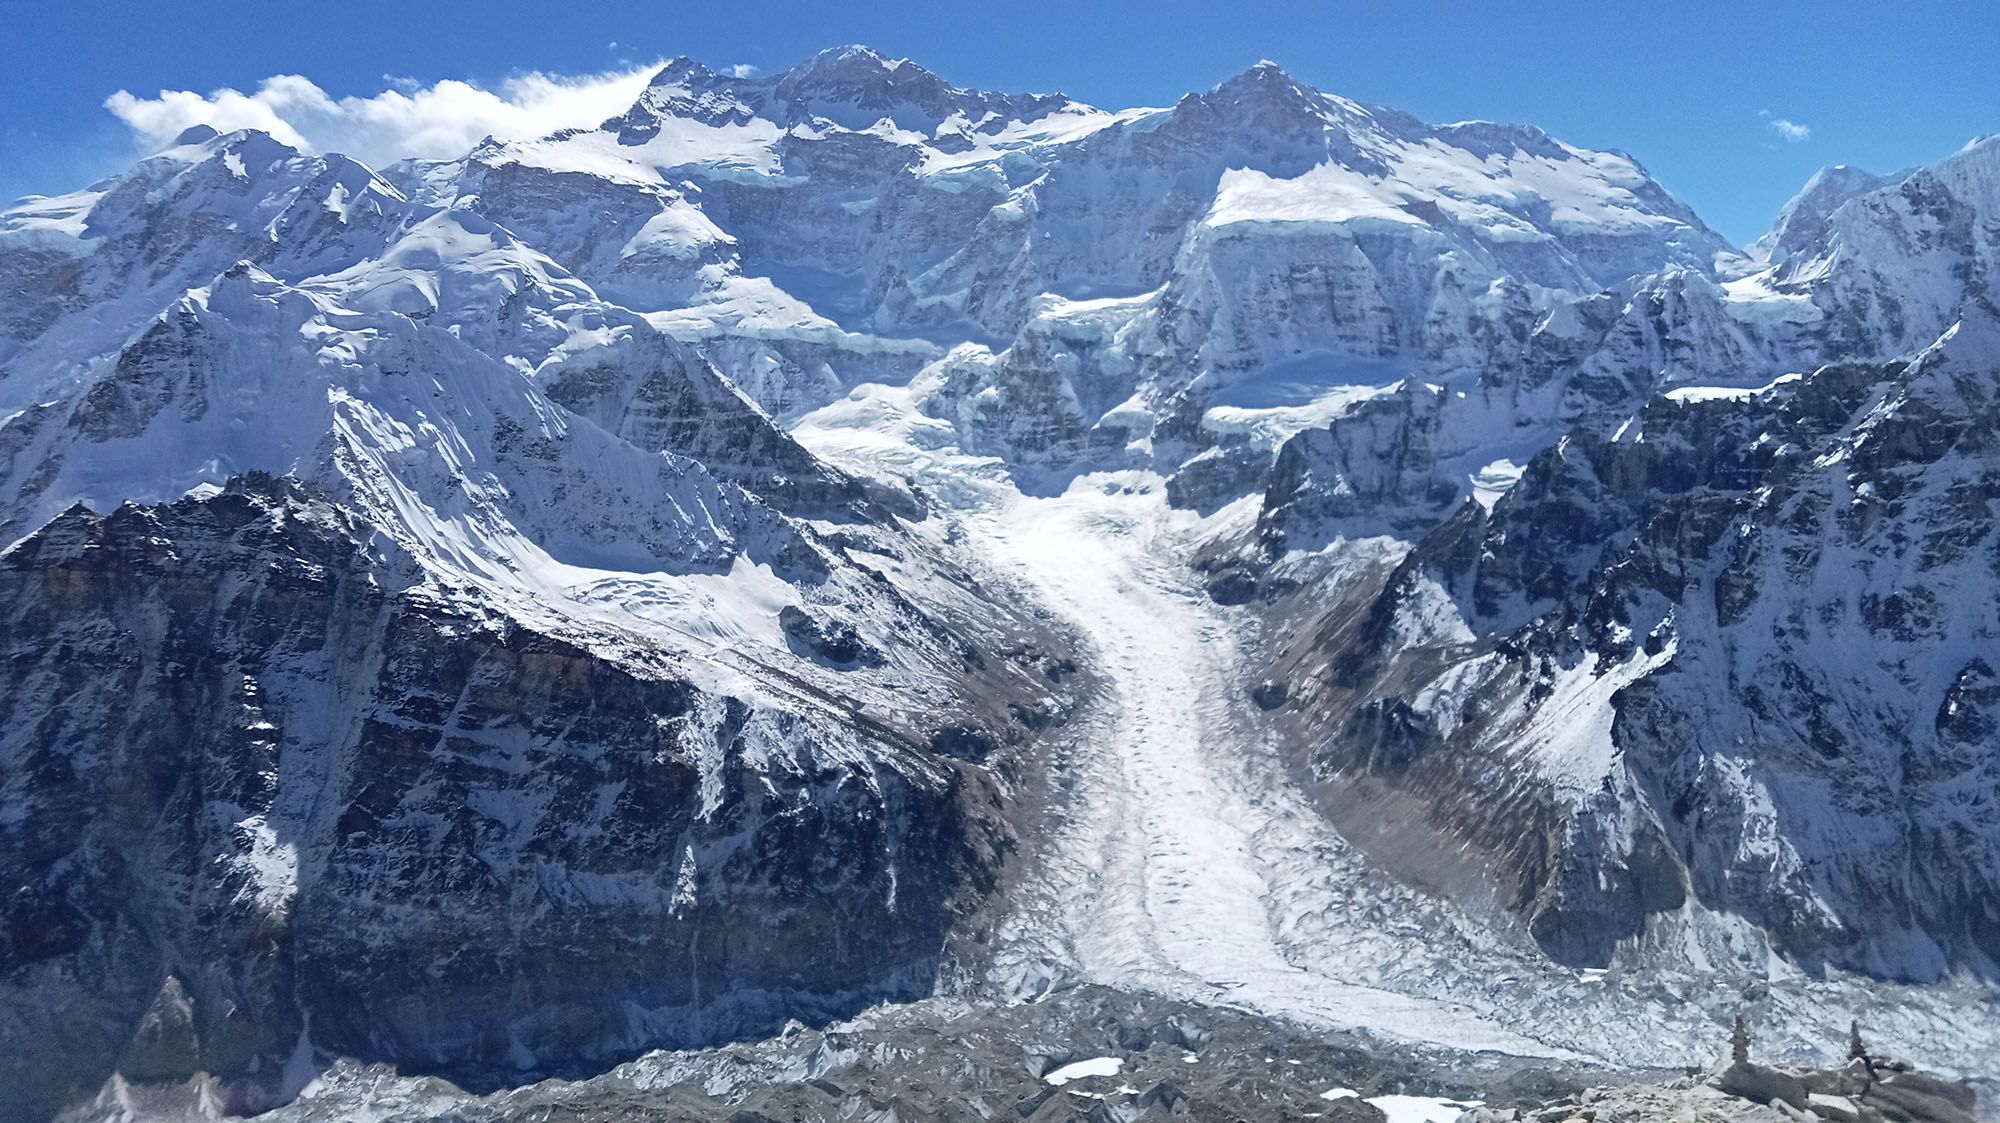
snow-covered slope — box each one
[0,71,1079,1123]
[1765,135,2000,356]
[1250,310,2000,981]
[363,49,1746,486]
[1215,136,2000,1002]
[1749,164,1904,266]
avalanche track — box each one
[968,475,1579,1061]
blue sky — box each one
[4,1,1995,244]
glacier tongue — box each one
[965,474,1577,1060]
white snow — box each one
[1200,357,1403,448]
[1663,371,1803,402]
[494,117,790,186]
[916,106,1144,176]
[670,845,699,917]
[1367,1094,1484,1123]
[1203,129,1690,246]
[1510,637,1678,804]
[1208,162,1427,232]
[0,188,104,254]
[232,813,300,916]
[620,202,734,260]
[644,273,936,359]
[1720,271,1825,325]
[1470,457,1525,510]
[1042,1056,1124,1085]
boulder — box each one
[1717,1062,1810,1109]
[1807,1092,1863,1122]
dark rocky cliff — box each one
[0,476,1018,1120]
[1251,319,2000,980]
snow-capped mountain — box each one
[1,43,1995,1122]
[0,79,1079,1121]
[1766,135,2000,356]
[1221,130,2000,983]
[1749,163,1903,266]
[1249,317,2000,979]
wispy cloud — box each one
[104,63,664,169]
[728,63,761,79]
[1759,109,1811,143]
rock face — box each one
[1258,312,2000,979]
[1201,123,2000,988]
[0,478,1027,1121]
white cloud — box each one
[728,63,761,79]
[1759,109,1811,143]
[104,63,664,169]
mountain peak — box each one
[648,56,719,87]
[1168,59,1365,144]
[1191,60,1323,109]
[1801,162,1888,194]
[1753,161,1900,264]
[781,42,929,89]
[604,45,1090,144]
[812,43,894,65]
[1214,57,1313,96]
